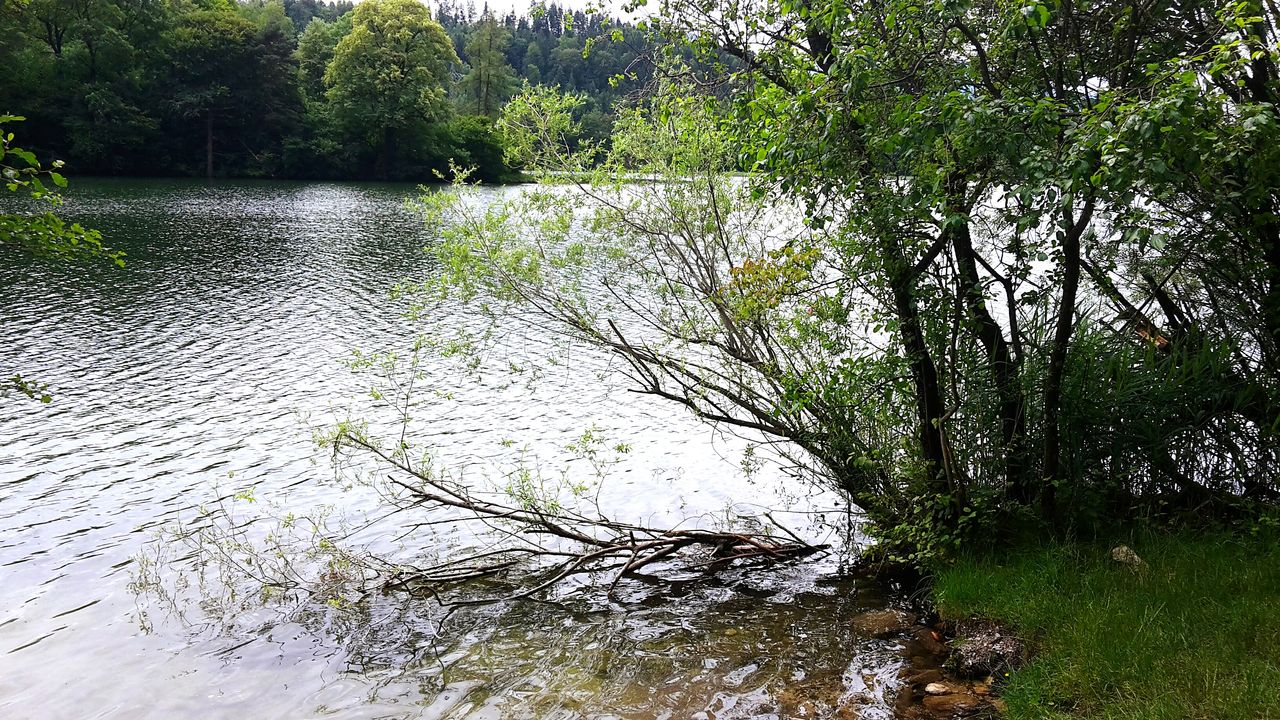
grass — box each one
[933,530,1280,719]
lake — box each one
[0,178,905,719]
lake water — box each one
[0,179,905,719]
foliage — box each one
[324,0,457,178]
[167,3,300,177]
[0,0,655,182]
[1,115,119,263]
[430,115,516,183]
[282,0,353,34]
[295,12,351,104]
[634,0,1280,547]
[4,0,1272,570]
[416,82,936,546]
[458,13,518,118]
[496,82,592,168]
[130,487,374,628]
[396,0,1280,561]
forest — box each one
[0,0,650,181]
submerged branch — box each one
[337,433,828,604]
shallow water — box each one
[0,178,903,719]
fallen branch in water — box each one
[339,434,828,605]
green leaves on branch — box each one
[496,84,591,171]
[653,0,1280,547]
[0,116,122,265]
[3,115,121,406]
[411,82,927,534]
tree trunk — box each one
[1042,198,1095,515]
[375,125,395,180]
[890,264,951,504]
[205,110,214,181]
[948,199,1029,502]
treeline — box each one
[435,1,648,142]
[0,0,652,182]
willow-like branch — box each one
[338,434,827,605]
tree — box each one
[281,0,352,33]
[324,0,458,178]
[167,7,258,179]
[295,13,351,104]
[166,2,301,178]
[415,0,1280,560]
[458,12,517,118]
[520,39,543,83]
[647,0,1280,542]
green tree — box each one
[649,0,1280,545]
[324,0,458,178]
[167,2,301,178]
[237,0,295,41]
[418,83,892,539]
[167,6,260,179]
[520,39,543,84]
[417,0,1280,559]
[459,13,517,118]
[295,13,351,104]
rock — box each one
[950,624,1024,678]
[971,676,994,696]
[921,693,984,717]
[907,626,949,656]
[1111,545,1147,571]
[924,682,951,695]
[904,668,944,686]
[893,684,916,712]
[907,653,937,670]
[850,609,918,638]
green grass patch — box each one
[934,531,1280,719]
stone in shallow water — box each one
[907,625,949,656]
[904,668,944,686]
[921,692,985,716]
[849,609,917,638]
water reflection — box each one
[0,178,901,719]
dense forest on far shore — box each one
[0,0,654,182]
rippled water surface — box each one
[0,179,903,719]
